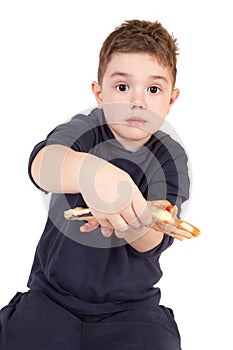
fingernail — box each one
[102,229,113,237]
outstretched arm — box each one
[31,144,86,194]
[31,144,164,251]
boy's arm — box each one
[31,144,138,197]
[126,229,164,253]
[79,215,164,253]
[31,144,154,241]
[31,144,87,194]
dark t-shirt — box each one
[27,108,190,315]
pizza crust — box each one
[64,202,200,240]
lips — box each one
[126,117,147,126]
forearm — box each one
[31,144,97,193]
[126,228,164,253]
[31,145,154,241]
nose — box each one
[130,89,146,109]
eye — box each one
[116,84,129,92]
[148,86,161,94]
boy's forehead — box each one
[104,52,172,83]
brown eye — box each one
[116,84,129,92]
[148,86,160,94]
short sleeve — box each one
[27,110,102,191]
[28,140,48,191]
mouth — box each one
[126,117,147,126]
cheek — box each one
[148,95,171,116]
[102,92,126,103]
[103,103,130,123]
[101,84,130,103]
[101,82,116,102]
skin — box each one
[32,52,179,252]
[81,53,180,249]
[92,53,179,150]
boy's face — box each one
[92,53,179,148]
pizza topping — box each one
[64,200,201,240]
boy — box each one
[0,20,189,349]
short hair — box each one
[97,19,179,87]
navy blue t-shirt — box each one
[27,108,190,315]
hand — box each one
[76,199,199,241]
[78,157,152,236]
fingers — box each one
[81,210,130,237]
[80,220,114,237]
[132,200,152,227]
[149,200,178,218]
[115,224,151,242]
[79,220,99,232]
[118,205,142,229]
[80,195,152,239]
[149,200,172,210]
[100,227,114,237]
[79,216,193,241]
[171,205,178,217]
[89,201,144,232]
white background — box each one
[0,1,232,349]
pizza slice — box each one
[64,200,200,241]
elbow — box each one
[30,147,47,190]
[30,144,80,194]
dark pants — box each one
[0,290,181,349]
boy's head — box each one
[92,19,180,149]
[97,19,179,88]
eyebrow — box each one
[109,72,130,78]
[109,72,169,84]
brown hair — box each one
[97,19,179,87]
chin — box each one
[110,124,153,143]
[127,128,151,139]
[123,131,151,144]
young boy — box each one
[0,20,189,349]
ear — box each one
[167,88,180,114]
[92,81,103,108]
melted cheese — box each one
[179,221,193,232]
